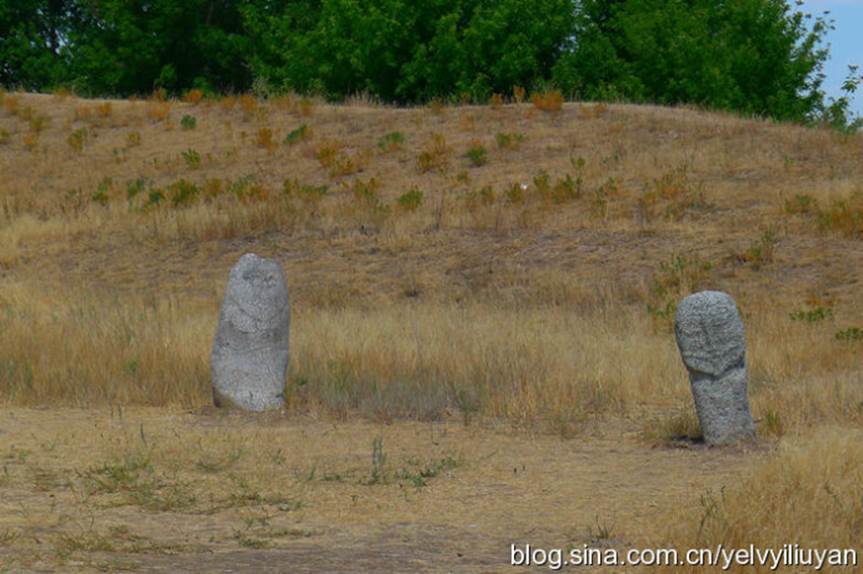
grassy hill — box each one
[0,91,861,571]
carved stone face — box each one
[226,253,290,332]
[674,290,746,378]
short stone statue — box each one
[211,253,291,411]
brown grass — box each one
[0,91,862,570]
[664,428,863,572]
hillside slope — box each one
[0,91,862,573]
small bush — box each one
[789,307,833,323]
[283,179,328,209]
[146,101,170,123]
[126,178,147,202]
[229,176,268,203]
[2,94,20,115]
[314,141,342,168]
[96,102,113,118]
[23,132,38,151]
[146,189,165,209]
[532,172,580,204]
[817,194,863,238]
[784,191,863,239]
[256,127,275,151]
[513,86,526,104]
[428,98,445,115]
[504,182,527,204]
[784,193,819,215]
[284,124,310,145]
[378,131,405,152]
[122,133,140,151]
[202,178,223,200]
[465,185,497,211]
[351,177,382,205]
[495,132,525,150]
[396,455,459,488]
[239,94,257,119]
[397,188,423,212]
[313,140,364,177]
[67,128,88,153]
[736,228,778,270]
[761,409,785,438]
[298,98,315,116]
[183,89,204,105]
[219,95,237,111]
[638,165,705,223]
[182,148,201,169]
[91,177,113,206]
[28,114,50,133]
[180,115,197,130]
[578,103,608,119]
[465,141,488,167]
[835,327,863,342]
[531,90,564,113]
[169,179,200,208]
[417,134,451,173]
[591,177,621,219]
[350,178,390,218]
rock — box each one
[674,290,755,445]
[211,253,291,411]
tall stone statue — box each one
[674,290,755,445]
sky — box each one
[798,0,863,118]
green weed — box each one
[180,114,197,130]
[397,187,423,212]
[182,148,201,169]
[378,131,405,152]
[466,141,488,167]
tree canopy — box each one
[0,0,859,128]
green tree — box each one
[243,0,575,103]
[553,0,831,123]
[0,0,76,89]
[69,0,250,95]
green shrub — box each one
[495,131,525,149]
[67,128,88,153]
[284,124,310,145]
[182,148,201,169]
[397,188,423,212]
[466,142,488,167]
[169,179,200,207]
[378,131,405,152]
[504,182,526,204]
[789,307,833,323]
[180,114,197,130]
[126,178,147,201]
[835,327,863,342]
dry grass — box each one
[1,91,862,570]
[664,428,863,572]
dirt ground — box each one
[0,408,758,573]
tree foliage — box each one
[0,0,858,129]
[553,0,832,122]
[243,0,574,102]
